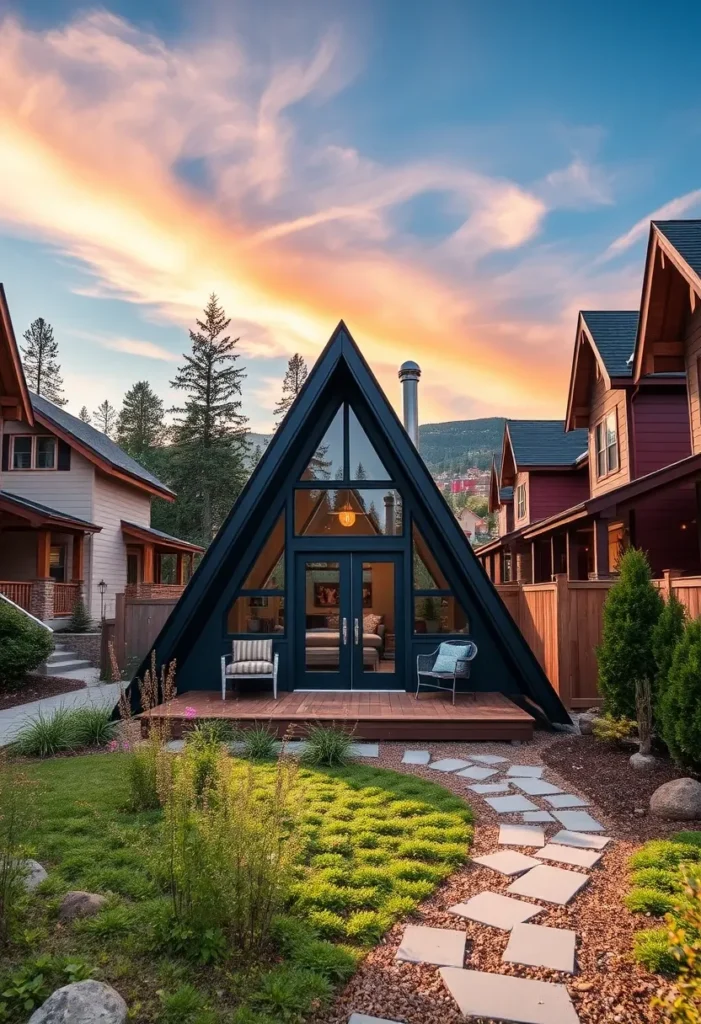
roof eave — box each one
[0,285,33,425]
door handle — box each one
[342,618,348,645]
[354,618,360,645]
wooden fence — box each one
[107,592,179,677]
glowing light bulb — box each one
[339,508,356,528]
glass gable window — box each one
[227,511,285,634]
[295,489,402,536]
[301,407,343,481]
[300,404,391,483]
[349,408,390,480]
[412,523,470,634]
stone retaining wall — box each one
[54,632,101,667]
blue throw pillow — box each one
[433,643,472,674]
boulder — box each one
[630,752,657,770]
[650,778,701,820]
[578,711,598,736]
[19,859,48,892]
[58,891,108,923]
[28,980,127,1024]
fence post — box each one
[114,592,126,670]
[554,573,570,708]
[661,569,682,601]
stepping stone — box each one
[395,924,466,967]
[166,739,185,752]
[507,864,590,906]
[468,754,509,765]
[523,810,555,823]
[350,743,379,757]
[535,844,603,869]
[553,810,604,832]
[473,850,541,876]
[485,794,539,813]
[544,793,590,808]
[440,967,580,1024]
[550,829,611,850]
[349,1017,402,1024]
[503,922,577,974]
[510,778,563,796]
[457,765,498,780]
[506,765,544,778]
[401,750,431,765]
[349,1016,403,1024]
[450,891,542,930]
[499,823,545,847]
[468,782,511,794]
[428,758,472,772]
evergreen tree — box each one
[659,619,701,768]
[117,381,165,464]
[93,400,117,438]
[167,294,248,546]
[78,406,91,424]
[21,318,66,406]
[597,548,664,718]
[274,353,308,427]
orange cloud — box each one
[0,11,620,426]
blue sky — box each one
[1,0,700,429]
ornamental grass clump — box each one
[301,724,353,767]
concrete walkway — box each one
[0,683,121,746]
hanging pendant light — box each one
[338,504,356,528]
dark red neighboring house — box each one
[478,218,701,583]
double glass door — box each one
[295,553,401,689]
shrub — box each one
[592,714,636,745]
[634,928,680,975]
[344,910,386,943]
[652,593,686,701]
[652,866,701,1019]
[625,887,677,916]
[301,725,353,767]
[68,598,92,634]
[305,909,346,939]
[631,868,684,894]
[241,724,278,760]
[0,601,53,689]
[659,619,701,768]
[250,966,332,1023]
[597,548,663,718]
[12,707,76,757]
[0,955,92,1019]
[158,983,216,1024]
[630,840,701,871]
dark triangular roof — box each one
[580,311,639,378]
[506,420,588,467]
[654,220,701,278]
[133,322,570,725]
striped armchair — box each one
[221,639,279,700]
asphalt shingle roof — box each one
[1,490,99,528]
[499,486,514,502]
[121,520,203,551]
[655,220,701,278]
[580,310,638,378]
[31,393,174,496]
[507,420,588,468]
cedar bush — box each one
[658,619,701,769]
[0,600,53,689]
[652,593,686,701]
[597,548,663,718]
[68,598,92,634]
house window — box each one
[412,524,470,634]
[595,412,619,478]
[516,484,526,520]
[227,511,286,634]
[49,546,66,583]
[10,435,57,470]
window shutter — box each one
[57,440,71,471]
[1,434,9,472]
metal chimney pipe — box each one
[383,492,396,535]
[398,360,421,448]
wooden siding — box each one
[528,469,589,522]
[588,374,630,497]
[685,306,701,454]
[497,503,513,536]
[631,391,691,478]
[2,419,95,521]
[91,472,151,619]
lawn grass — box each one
[1,753,472,1023]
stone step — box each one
[45,659,92,674]
[440,967,580,1023]
[46,651,83,665]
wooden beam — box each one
[176,552,185,586]
[142,543,155,584]
[652,341,684,357]
[593,518,609,579]
[691,286,698,314]
[36,528,51,579]
[565,530,576,580]
[71,533,84,582]
[660,249,666,270]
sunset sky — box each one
[1,0,700,431]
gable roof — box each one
[654,220,701,278]
[130,321,570,727]
[0,285,33,424]
[580,311,638,378]
[506,420,588,468]
[31,393,175,499]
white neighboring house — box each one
[456,506,489,545]
[0,286,202,627]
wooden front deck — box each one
[143,690,534,742]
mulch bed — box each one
[542,732,692,840]
[0,675,85,711]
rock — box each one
[58,891,108,923]
[19,859,48,892]
[28,980,127,1024]
[630,752,657,770]
[578,712,598,736]
[650,778,701,820]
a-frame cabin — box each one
[138,323,570,739]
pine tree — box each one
[78,406,91,424]
[117,381,165,464]
[21,318,67,406]
[93,400,117,438]
[274,353,308,427]
[167,294,248,546]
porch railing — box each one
[54,583,81,616]
[0,581,32,612]
[125,583,186,600]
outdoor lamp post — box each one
[98,579,107,620]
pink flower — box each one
[184,706,197,720]
[107,740,118,752]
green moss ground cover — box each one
[1,754,472,1023]
[626,831,701,975]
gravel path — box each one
[317,733,672,1024]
